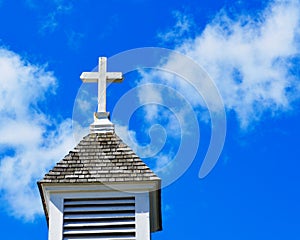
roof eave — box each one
[37,181,49,227]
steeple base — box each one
[90,112,114,133]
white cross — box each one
[80,57,123,113]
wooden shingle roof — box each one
[38,131,162,232]
[39,132,160,184]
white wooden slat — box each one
[64,228,135,235]
[64,236,135,240]
[64,206,135,212]
[64,213,135,220]
[64,221,135,228]
[64,199,135,206]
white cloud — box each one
[173,0,300,127]
[153,0,300,128]
[26,0,74,34]
[0,47,75,220]
[67,30,84,50]
[158,11,196,44]
[136,74,163,122]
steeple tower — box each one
[38,57,162,240]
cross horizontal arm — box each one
[80,72,99,82]
[80,72,123,83]
[107,72,123,82]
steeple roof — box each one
[39,132,160,184]
[38,131,162,233]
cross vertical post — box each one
[98,57,107,113]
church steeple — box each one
[38,57,162,240]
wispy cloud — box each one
[66,30,84,50]
[0,47,75,220]
[26,0,73,34]
[158,11,196,44]
[165,0,300,128]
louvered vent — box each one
[63,197,136,240]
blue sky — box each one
[0,0,300,239]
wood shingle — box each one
[39,132,160,184]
